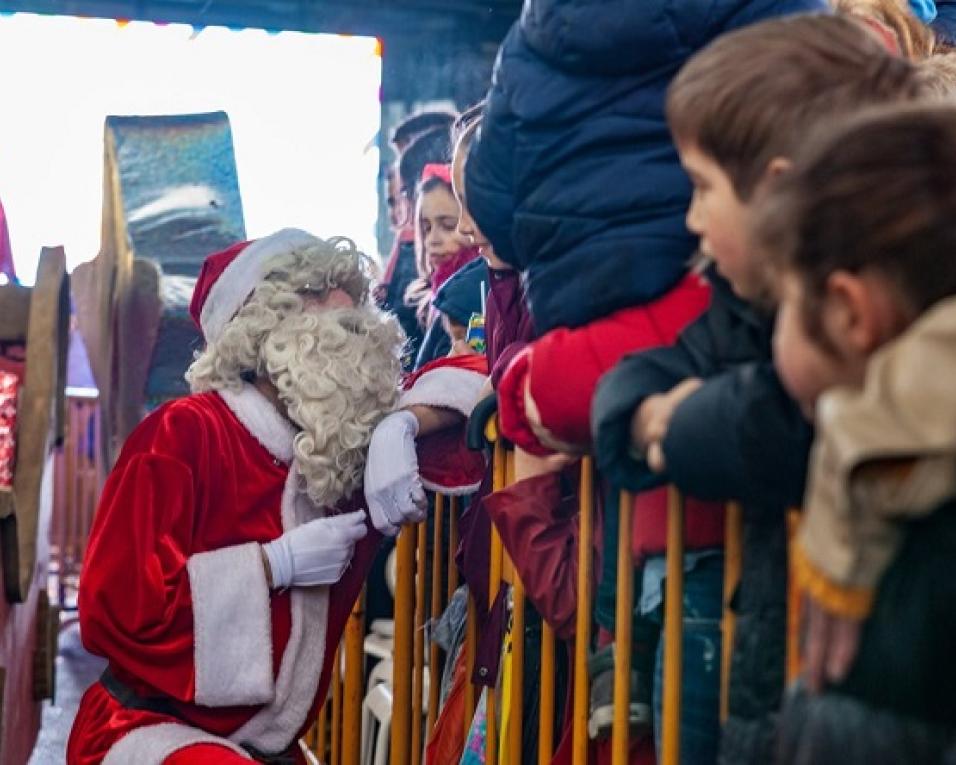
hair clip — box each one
[421,163,452,185]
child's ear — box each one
[823,270,885,356]
[765,156,792,181]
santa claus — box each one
[67,228,489,765]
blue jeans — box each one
[648,553,724,765]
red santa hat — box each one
[189,228,320,342]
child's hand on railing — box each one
[803,595,863,693]
[514,446,578,481]
[630,378,703,472]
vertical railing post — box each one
[572,458,594,765]
[331,645,343,765]
[465,594,478,739]
[486,434,506,764]
[317,699,329,762]
[447,496,459,600]
[427,494,446,736]
[506,448,525,765]
[342,590,365,765]
[786,508,802,685]
[662,488,685,765]
[64,398,78,582]
[390,525,417,765]
[411,519,428,765]
[612,491,634,765]
[538,622,555,765]
[721,502,743,723]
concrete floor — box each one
[29,618,105,764]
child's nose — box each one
[685,194,704,235]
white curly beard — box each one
[261,307,403,509]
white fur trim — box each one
[421,476,482,496]
[201,228,319,342]
[187,542,274,707]
[228,467,330,753]
[399,366,487,418]
[103,722,252,765]
[219,385,296,464]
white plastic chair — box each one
[361,682,393,765]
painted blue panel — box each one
[105,111,246,399]
[107,111,246,277]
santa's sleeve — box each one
[399,355,490,495]
[78,438,274,707]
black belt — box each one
[99,667,298,764]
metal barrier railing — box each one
[307,412,803,765]
[51,387,105,610]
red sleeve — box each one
[523,276,712,447]
[78,407,276,709]
[484,472,589,639]
[490,340,529,390]
[496,347,553,455]
[79,449,202,702]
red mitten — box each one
[497,347,553,456]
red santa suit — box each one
[68,229,490,763]
[68,229,388,764]
[68,384,381,764]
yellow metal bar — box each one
[465,594,478,738]
[612,491,634,765]
[572,457,594,765]
[538,622,555,765]
[427,494,446,736]
[504,446,524,764]
[448,496,459,600]
[390,525,417,765]
[662,488,685,765]
[786,508,802,686]
[486,436,506,764]
[487,535,503,764]
[331,645,343,765]
[411,519,428,765]
[342,590,365,765]
[509,575,526,765]
[317,700,329,761]
[721,502,743,723]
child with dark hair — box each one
[398,127,453,207]
[752,103,956,765]
[378,125,456,369]
[391,109,457,153]
[592,14,932,763]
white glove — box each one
[364,410,428,536]
[262,510,368,589]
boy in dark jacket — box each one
[592,15,930,764]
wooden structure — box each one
[0,247,69,764]
[72,112,246,466]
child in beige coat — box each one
[755,102,956,763]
